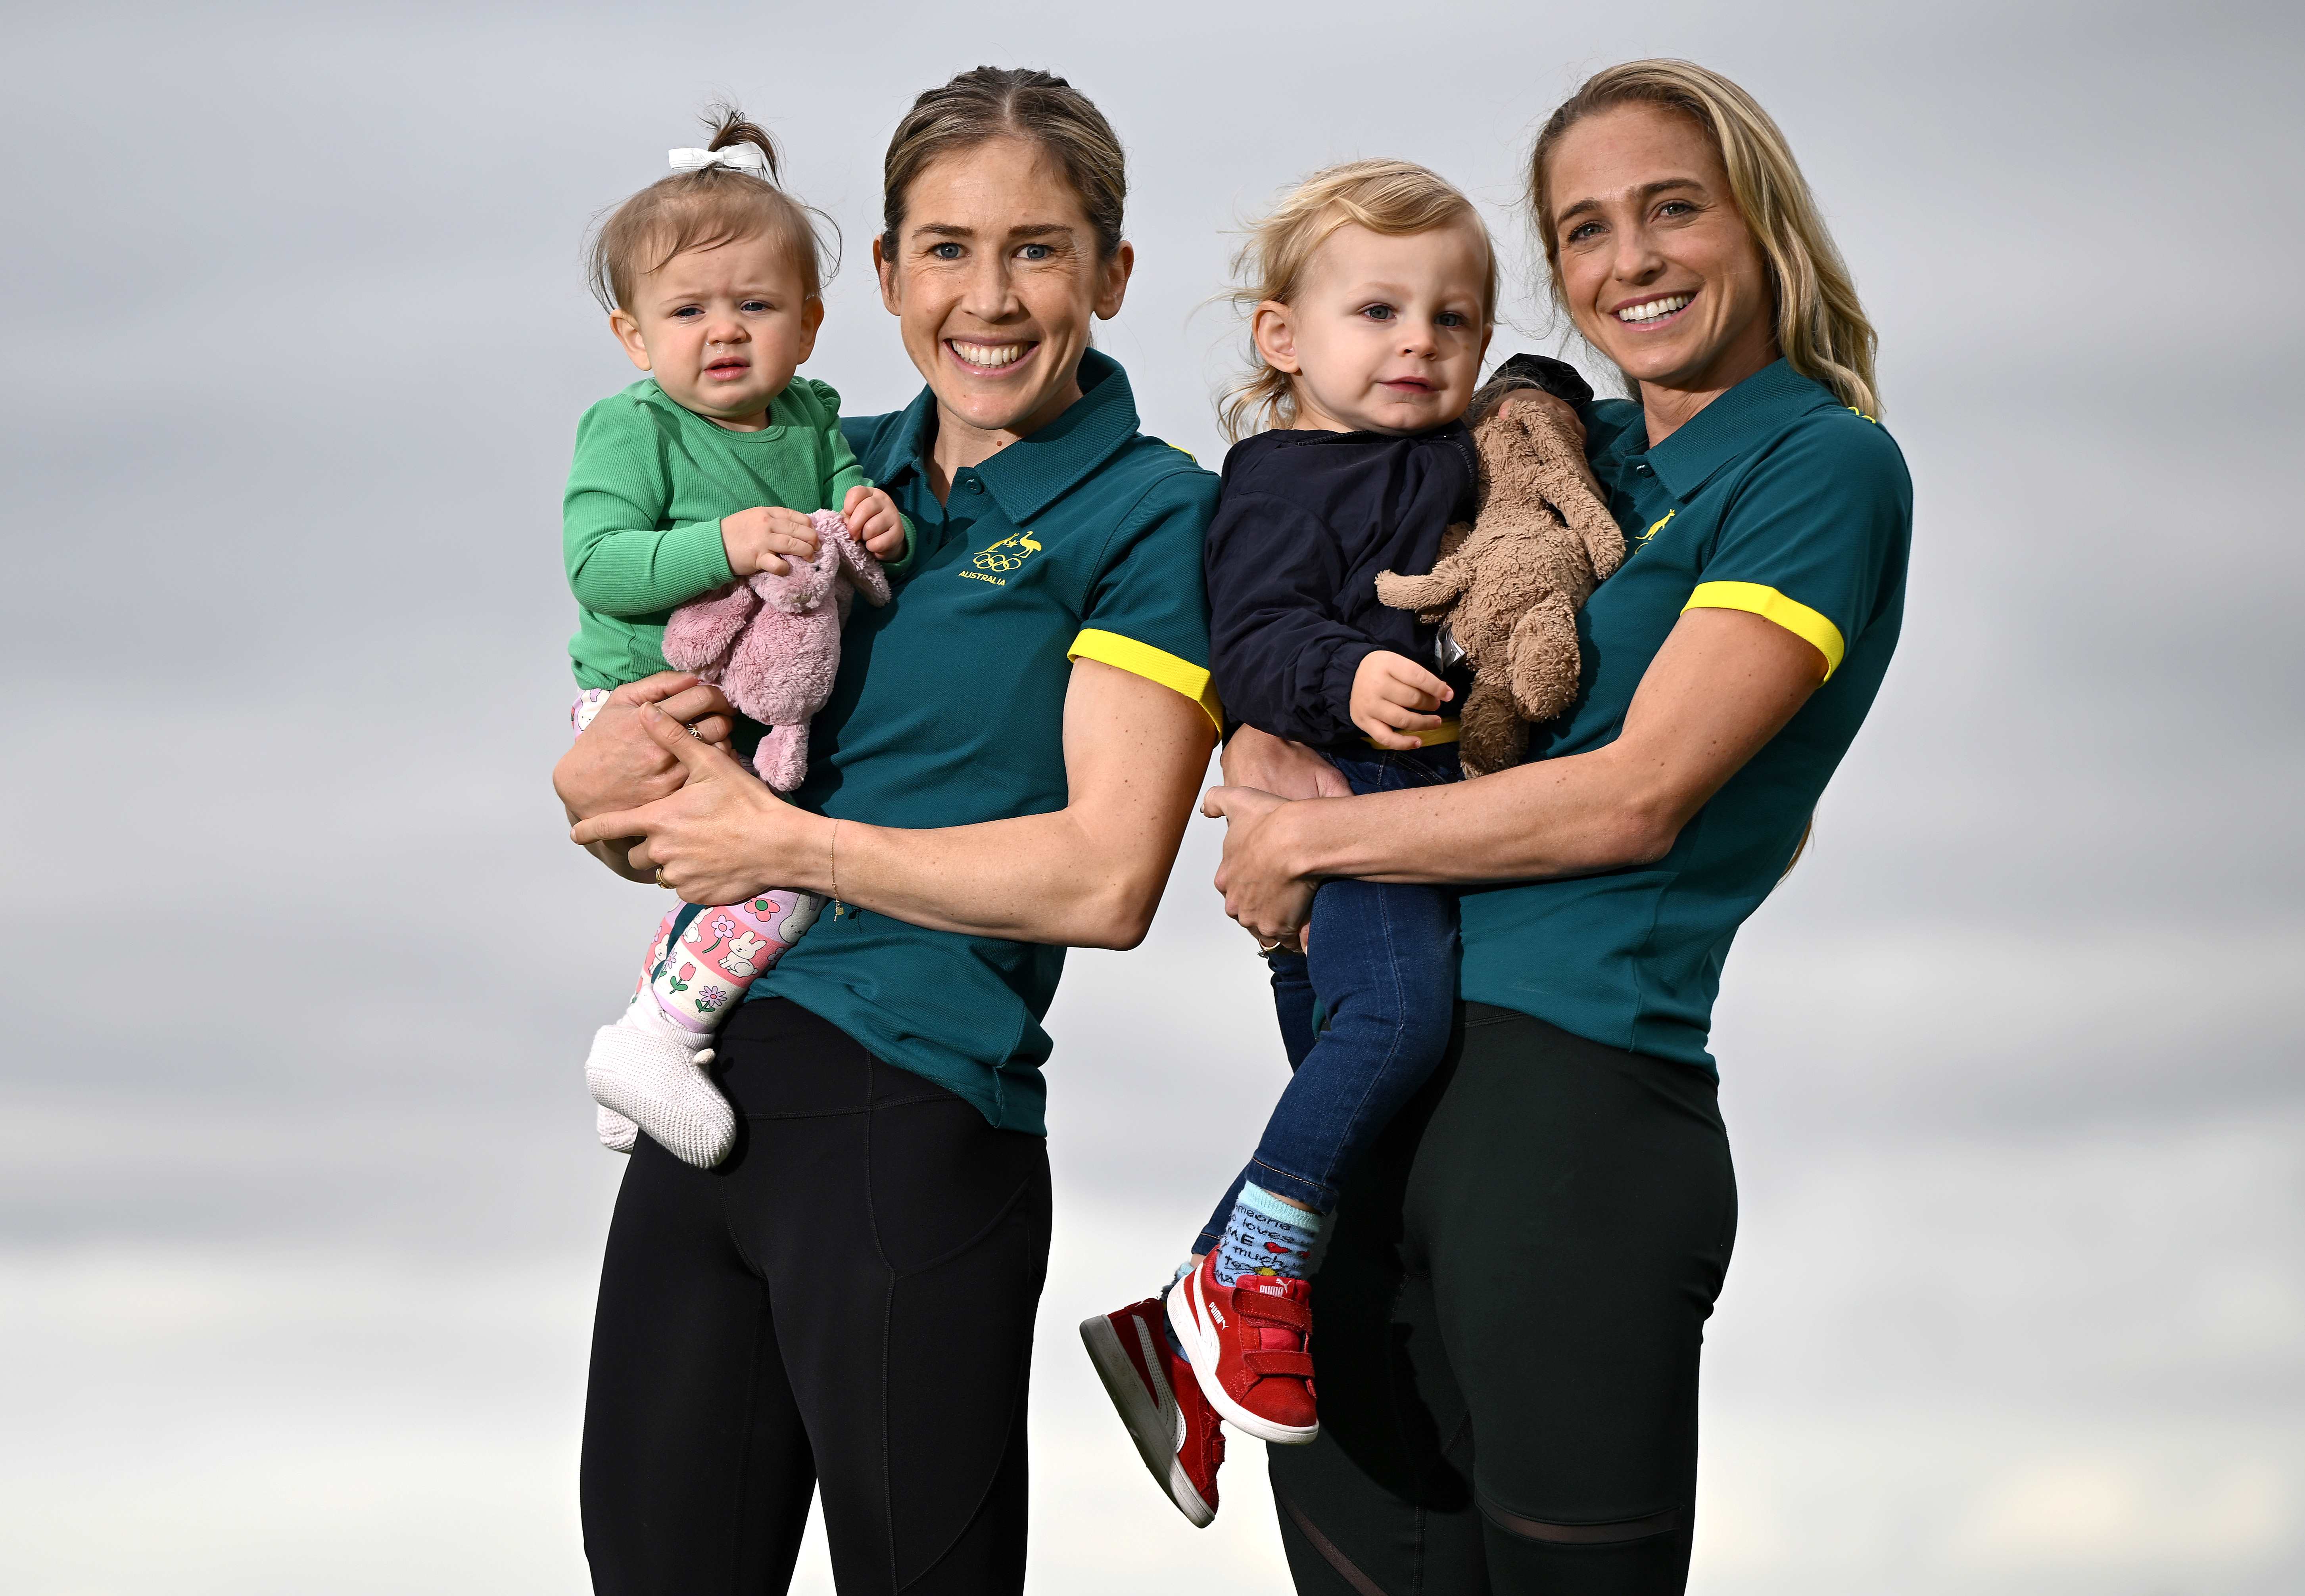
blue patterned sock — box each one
[1213,1182,1324,1284]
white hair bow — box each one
[668,145,771,178]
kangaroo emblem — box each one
[972,530,1043,573]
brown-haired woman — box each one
[1208,60,1913,1594]
[554,67,1220,1594]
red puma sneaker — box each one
[1080,1293,1224,1526]
[1167,1250,1319,1445]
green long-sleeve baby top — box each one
[562,375,904,689]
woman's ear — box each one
[873,234,902,316]
[609,307,652,372]
[1251,301,1301,375]
[1093,240,1135,321]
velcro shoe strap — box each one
[1241,1292,1311,1332]
[1244,1349,1314,1378]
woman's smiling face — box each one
[876,137,1132,451]
[1547,102,1778,402]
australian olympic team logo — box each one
[973,530,1042,572]
[960,529,1043,586]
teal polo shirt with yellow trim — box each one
[748,351,1219,1132]
[1459,359,1912,1070]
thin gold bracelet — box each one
[829,818,841,904]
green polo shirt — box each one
[748,351,1220,1132]
[1459,359,1912,1070]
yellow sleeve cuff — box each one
[1684,581,1846,680]
[1067,629,1224,730]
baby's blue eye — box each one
[672,306,702,318]
[1438,312,1465,328]
[741,300,771,313]
[1362,304,1395,321]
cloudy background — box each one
[2,2,2298,1591]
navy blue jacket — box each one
[1203,355,1595,748]
[1203,423,1479,748]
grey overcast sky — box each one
[2,3,2299,1592]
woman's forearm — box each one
[593,659,1215,948]
[797,661,1212,948]
[1270,609,1825,888]
[1270,742,1668,886]
[814,804,1171,948]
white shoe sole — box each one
[1079,1314,1215,1527]
[1167,1272,1320,1446]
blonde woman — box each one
[1208,62,1912,1594]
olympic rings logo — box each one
[969,531,1043,575]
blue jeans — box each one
[1196,742,1461,1251]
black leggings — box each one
[580,999,1052,1595]
[1269,1005,1737,1596]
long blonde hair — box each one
[1529,60,1881,418]
[1219,159,1497,441]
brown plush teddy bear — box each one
[1374,395,1625,778]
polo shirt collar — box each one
[975,349,1141,522]
[872,349,1143,522]
[1644,359,1833,499]
[871,383,940,493]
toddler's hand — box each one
[843,485,906,561]
[722,506,820,577]
[1350,650,1453,750]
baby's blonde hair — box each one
[1219,159,1497,441]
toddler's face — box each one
[610,233,821,430]
[1253,220,1492,435]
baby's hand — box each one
[722,506,821,577]
[843,485,906,561]
[1350,650,1453,750]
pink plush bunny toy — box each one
[661,508,890,791]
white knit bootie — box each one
[585,993,736,1168]
[597,1103,639,1154]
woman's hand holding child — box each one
[1350,650,1453,750]
[570,704,831,906]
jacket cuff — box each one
[1467,353,1596,428]
[1312,640,1379,744]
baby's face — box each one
[610,233,821,430]
[1255,220,1493,435]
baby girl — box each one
[562,111,906,1166]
